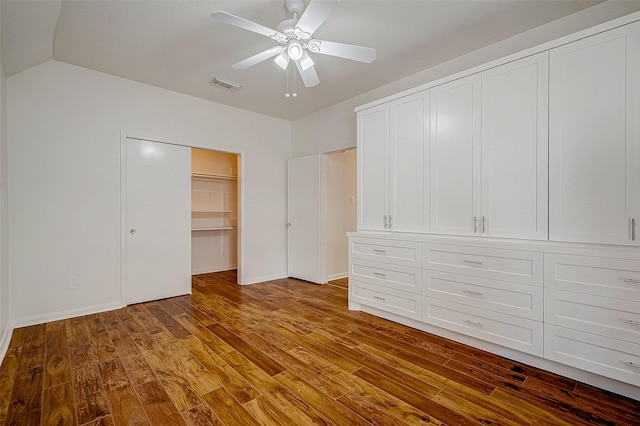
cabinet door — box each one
[430,74,481,236]
[389,91,429,233]
[481,52,548,240]
[357,105,389,231]
[549,22,640,245]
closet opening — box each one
[190,148,240,284]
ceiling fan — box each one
[212,0,376,88]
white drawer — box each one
[422,297,543,356]
[422,243,542,286]
[349,259,420,294]
[422,270,543,320]
[545,289,640,344]
[545,324,640,387]
[350,237,421,267]
[350,280,421,320]
[544,253,640,301]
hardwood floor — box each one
[1,270,638,425]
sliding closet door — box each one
[125,138,191,304]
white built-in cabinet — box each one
[351,16,640,398]
[549,21,640,246]
[357,91,429,233]
[429,53,548,239]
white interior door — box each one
[288,154,324,284]
[125,138,192,304]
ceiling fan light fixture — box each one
[287,40,304,61]
[274,52,290,70]
[299,51,314,71]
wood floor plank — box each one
[41,382,76,426]
[275,370,370,426]
[354,366,478,426]
[0,370,16,424]
[16,324,46,373]
[83,315,117,363]
[5,366,44,426]
[206,323,285,376]
[174,313,235,355]
[163,339,225,396]
[44,323,72,388]
[336,391,420,426]
[242,395,299,426]
[201,387,261,426]
[0,346,21,373]
[146,303,191,339]
[98,359,149,425]
[73,363,111,425]
[181,403,221,426]
[136,380,187,426]
[83,415,116,426]
[135,335,204,412]
[120,352,157,386]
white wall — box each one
[0,8,10,356]
[8,60,291,326]
[325,149,356,280]
[291,2,640,156]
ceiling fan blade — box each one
[309,39,376,63]
[212,11,283,39]
[296,0,340,35]
[232,46,284,70]
[295,60,320,88]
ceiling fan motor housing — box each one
[284,0,306,17]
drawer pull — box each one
[623,361,640,371]
[622,319,640,327]
[373,272,387,278]
[622,278,640,284]
[373,249,387,255]
[462,289,483,296]
[463,319,483,327]
[463,260,483,266]
[373,296,386,302]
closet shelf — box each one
[192,210,232,214]
[192,173,237,181]
[192,227,234,232]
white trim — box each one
[240,272,287,285]
[10,302,124,329]
[355,11,640,112]
[192,266,237,275]
[327,272,348,281]
[0,326,13,364]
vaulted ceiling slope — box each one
[0,1,610,120]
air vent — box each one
[210,77,241,92]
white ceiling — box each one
[1,0,605,121]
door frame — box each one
[120,132,244,304]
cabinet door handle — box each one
[473,216,478,233]
[463,319,483,327]
[623,361,640,370]
[384,215,388,228]
[622,278,640,284]
[373,272,387,278]
[463,259,483,266]
[462,289,483,296]
[373,249,387,255]
[632,218,636,241]
[389,215,393,228]
[373,296,386,302]
[622,319,640,327]
[482,216,487,233]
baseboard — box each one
[10,301,124,329]
[192,265,238,275]
[0,325,13,365]
[327,272,348,281]
[239,272,288,285]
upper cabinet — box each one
[358,91,430,233]
[430,74,481,236]
[430,53,549,240]
[549,22,640,246]
[481,52,549,240]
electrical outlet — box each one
[68,276,78,290]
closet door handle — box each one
[373,296,386,302]
[473,216,478,233]
[389,215,393,228]
[482,216,487,233]
[622,278,640,284]
[622,319,640,327]
[384,215,388,228]
[463,319,483,327]
[463,259,483,266]
[129,229,136,235]
[373,272,387,278]
[462,289,483,296]
[623,361,640,370]
[632,218,636,241]
[373,249,387,255]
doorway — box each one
[190,148,240,277]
